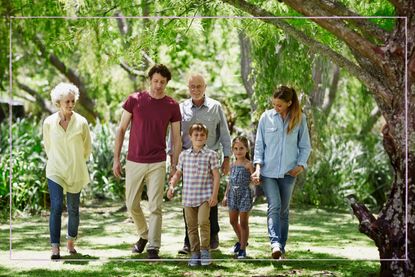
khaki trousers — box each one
[184,201,211,253]
[125,160,165,250]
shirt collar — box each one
[190,96,209,108]
[189,146,207,154]
[271,109,291,119]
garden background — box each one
[1,1,413,276]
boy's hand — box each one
[221,196,227,207]
[209,196,218,207]
[167,186,175,200]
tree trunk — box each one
[238,30,257,144]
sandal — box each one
[67,240,77,255]
[51,253,61,259]
[51,246,60,260]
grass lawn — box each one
[0,199,380,276]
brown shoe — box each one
[132,238,148,253]
[147,249,160,259]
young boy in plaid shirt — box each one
[167,123,220,266]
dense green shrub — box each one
[85,121,126,201]
[293,133,392,210]
[0,118,48,215]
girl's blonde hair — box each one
[273,86,302,133]
[232,136,251,160]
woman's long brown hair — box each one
[273,86,302,133]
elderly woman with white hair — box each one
[43,82,92,259]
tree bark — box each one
[221,0,415,275]
[238,30,257,144]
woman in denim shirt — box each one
[252,86,311,259]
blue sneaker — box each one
[237,249,247,259]
[200,249,211,266]
[188,252,200,267]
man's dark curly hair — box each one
[148,64,172,81]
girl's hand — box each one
[287,165,304,177]
[221,196,228,207]
[209,196,218,207]
[251,170,261,185]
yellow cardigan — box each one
[43,112,92,193]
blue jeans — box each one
[48,179,80,247]
[261,175,296,252]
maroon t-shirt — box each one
[123,91,181,163]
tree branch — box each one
[281,0,391,79]
[239,32,255,100]
[349,197,380,244]
[322,64,340,114]
[16,81,54,114]
[114,11,128,36]
[311,56,324,107]
[119,60,146,78]
[387,0,406,15]
[239,30,257,144]
[359,106,381,136]
[311,0,389,42]
[31,35,98,122]
[222,0,392,107]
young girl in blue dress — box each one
[222,136,255,259]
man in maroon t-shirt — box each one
[113,64,182,259]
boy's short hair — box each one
[189,123,208,137]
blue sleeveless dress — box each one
[227,165,253,212]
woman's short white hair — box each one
[50,82,79,107]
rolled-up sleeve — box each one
[253,114,265,165]
[218,105,231,157]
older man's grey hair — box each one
[50,82,80,107]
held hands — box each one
[209,195,218,207]
[251,170,261,185]
[287,165,304,177]
[221,196,228,207]
[167,184,175,200]
[169,166,176,180]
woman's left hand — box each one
[287,165,304,177]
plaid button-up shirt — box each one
[177,147,220,207]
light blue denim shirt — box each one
[254,109,311,178]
